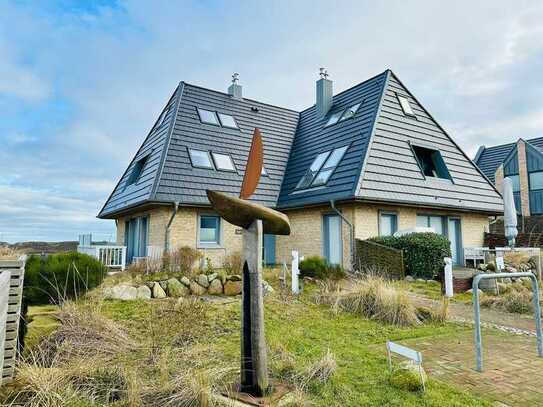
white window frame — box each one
[188,148,214,169]
[197,214,222,248]
[397,94,416,117]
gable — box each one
[357,72,503,213]
[474,143,516,183]
[98,85,182,217]
[525,141,543,172]
[503,147,519,176]
[276,71,387,208]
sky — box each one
[1,0,542,243]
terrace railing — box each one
[77,245,126,271]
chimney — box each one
[228,72,242,99]
[316,68,333,117]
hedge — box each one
[368,233,451,279]
[299,256,346,281]
[24,252,107,305]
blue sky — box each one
[1,0,543,242]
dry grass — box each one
[317,276,420,326]
[0,245,22,259]
[301,349,337,387]
[481,284,534,314]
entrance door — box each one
[323,214,342,265]
[125,217,148,264]
[263,234,276,265]
[448,218,462,265]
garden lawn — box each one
[94,285,490,406]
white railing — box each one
[78,245,126,271]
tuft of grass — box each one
[301,349,337,387]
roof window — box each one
[412,145,451,180]
[127,154,149,186]
[189,149,214,169]
[397,94,416,117]
[197,108,220,125]
[217,113,239,129]
[211,152,236,172]
[296,145,349,189]
[325,111,343,127]
[339,103,361,121]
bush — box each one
[163,246,202,275]
[299,256,346,280]
[369,233,451,279]
[24,252,106,305]
[223,252,242,275]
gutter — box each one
[330,200,356,271]
[165,201,179,252]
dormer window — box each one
[217,113,239,129]
[189,148,214,169]
[211,152,236,172]
[412,145,451,180]
[397,94,416,117]
[126,154,149,186]
[197,108,220,125]
[296,145,349,189]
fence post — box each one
[291,250,300,294]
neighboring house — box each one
[98,69,503,268]
[474,138,543,217]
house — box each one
[98,69,503,269]
[475,138,543,217]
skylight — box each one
[325,111,343,127]
[217,113,239,129]
[296,145,349,189]
[397,94,416,117]
[339,103,361,121]
[189,149,214,169]
[261,166,268,176]
[127,155,149,186]
[211,152,236,172]
[197,108,220,125]
[412,145,451,180]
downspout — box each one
[330,200,355,271]
[165,202,179,252]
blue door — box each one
[323,214,342,265]
[125,217,148,264]
[263,234,276,265]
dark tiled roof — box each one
[474,143,516,183]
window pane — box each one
[127,155,148,185]
[197,108,219,125]
[261,166,268,176]
[398,95,415,116]
[312,168,334,186]
[530,172,543,190]
[200,216,219,243]
[296,151,331,189]
[379,214,397,236]
[340,103,361,121]
[310,151,331,172]
[429,216,444,234]
[507,175,520,192]
[416,215,428,227]
[323,146,348,169]
[217,113,238,129]
[325,111,343,126]
[412,145,451,179]
[212,152,236,171]
[189,149,213,168]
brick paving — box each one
[398,330,543,406]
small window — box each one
[397,94,416,117]
[311,145,349,186]
[189,149,214,169]
[412,145,451,180]
[508,175,521,192]
[325,110,344,127]
[126,155,149,186]
[197,108,219,125]
[199,215,220,246]
[211,152,236,172]
[296,151,331,189]
[217,113,239,129]
[379,212,397,236]
[339,103,361,121]
[529,172,543,190]
[417,215,445,235]
[261,166,268,176]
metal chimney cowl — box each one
[316,68,333,118]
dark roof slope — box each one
[474,143,516,183]
[276,71,387,208]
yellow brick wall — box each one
[115,207,170,248]
[517,139,531,216]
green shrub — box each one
[24,252,106,305]
[369,233,451,279]
[299,256,346,280]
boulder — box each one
[159,280,168,290]
[262,280,274,295]
[466,288,484,296]
[190,280,207,295]
[196,274,210,288]
[207,273,218,282]
[416,278,426,283]
[106,285,138,301]
[405,276,414,282]
[180,276,191,287]
[136,285,152,299]
[208,279,223,295]
[152,282,167,299]
[224,280,242,296]
[478,263,487,271]
[502,278,512,284]
[227,274,242,282]
[167,278,190,297]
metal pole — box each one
[531,277,543,357]
[473,276,483,372]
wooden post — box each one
[240,220,269,396]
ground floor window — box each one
[416,214,463,265]
[199,215,221,247]
[125,216,148,263]
[416,215,445,235]
[379,212,398,236]
[323,214,342,265]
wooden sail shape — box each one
[240,128,263,199]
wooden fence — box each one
[355,239,405,279]
[0,257,25,384]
